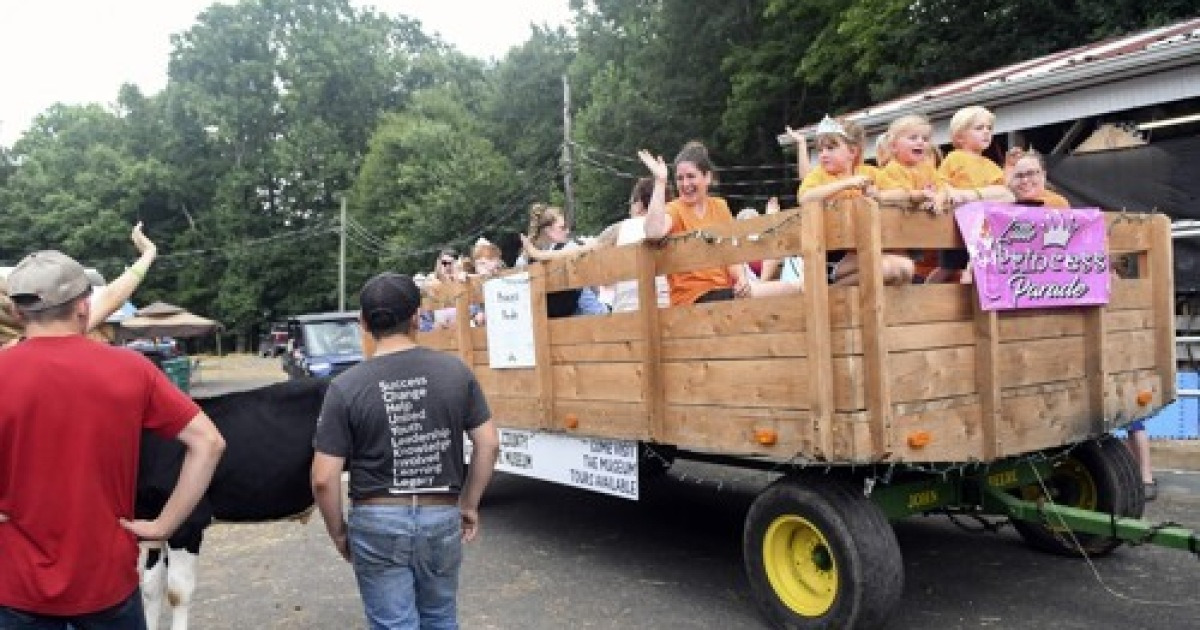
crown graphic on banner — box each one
[815,115,847,137]
[1042,214,1079,248]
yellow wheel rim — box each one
[762,515,838,617]
[1018,458,1098,531]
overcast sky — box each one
[0,0,573,146]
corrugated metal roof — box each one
[782,17,1200,143]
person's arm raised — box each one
[120,411,224,540]
[89,222,157,331]
[638,150,672,239]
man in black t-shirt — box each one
[312,272,499,630]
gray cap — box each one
[7,250,92,312]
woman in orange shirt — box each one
[639,141,747,305]
[1007,151,1069,208]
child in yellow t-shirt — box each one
[931,106,1018,282]
[940,106,1015,203]
[797,116,913,286]
[874,114,951,282]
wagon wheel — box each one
[1011,435,1145,557]
[743,474,903,630]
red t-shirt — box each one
[0,336,198,615]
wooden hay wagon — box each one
[419,199,1195,629]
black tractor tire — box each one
[1011,435,1145,557]
[744,474,904,630]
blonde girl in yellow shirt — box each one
[940,106,1015,203]
[797,116,914,286]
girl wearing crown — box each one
[797,115,914,286]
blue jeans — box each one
[348,505,463,630]
[0,589,145,630]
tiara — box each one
[815,115,847,137]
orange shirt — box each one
[939,150,1004,188]
[665,197,734,305]
[1039,190,1070,208]
[798,164,887,200]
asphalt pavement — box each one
[162,460,1199,630]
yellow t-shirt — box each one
[798,164,887,200]
[665,197,734,305]
[939,150,1004,188]
[880,159,946,191]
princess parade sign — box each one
[954,202,1110,311]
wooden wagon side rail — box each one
[418,201,1173,464]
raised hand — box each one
[784,126,806,147]
[637,150,669,181]
[131,221,157,256]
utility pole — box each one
[338,195,347,312]
[562,74,575,227]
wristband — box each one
[127,264,147,281]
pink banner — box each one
[954,202,1110,311]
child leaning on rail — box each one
[929,106,1017,283]
[794,115,914,288]
[874,114,953,283]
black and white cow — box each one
[136,378,329,630]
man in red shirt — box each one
[0,250,225,629]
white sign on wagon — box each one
[483,273,535,368]
[468,428,639,500]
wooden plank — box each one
[549,311,642,345]
[552,341,640,364]
[662,359,810,409]
[419,327,456,351]
[660,293,805,339]
[1149,214,1177,401]
[1105,213,1155,253]
[541,243,639,292]
[853,201,893,457]
[663,332,808,361]
[801,205,836,459]
[1106,329,1158,372]
[650,211,806,276]
[661,404,816,456]
[973,300,1002,460]
[454,284,475,369]
[885,283,974,325]
[1105,309,1154,332]
[553,363,645,402]
[637,243,666,442]
[889,346,976,404]
[999,336,1086,388]
[554,400,652,440]
[998,380,1089,456]
[1109,278,1152,310]
[884,321,974,353]
[488,397,543,430]
[474,367,538,397]
[529,265,556,430]
[1084,306,1108,434]
[892,401,982,463]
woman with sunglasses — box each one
[1006,150,1069,208]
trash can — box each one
[160,356,192,393]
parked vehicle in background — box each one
[258,322,289,357]
[281,312,362,379]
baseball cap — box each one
[359,272,421,331]
[6,250,92,312]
